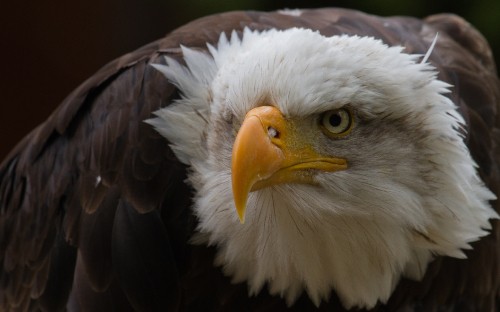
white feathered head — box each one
[147,28,497,309]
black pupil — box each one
[329,113,342,127]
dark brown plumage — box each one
[0,8,499,311]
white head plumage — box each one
[147,28,497,309]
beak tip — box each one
[236,204,246,224]
[238,215,246,224]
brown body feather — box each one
[0,8,499,311]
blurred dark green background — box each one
[1,1,499,160]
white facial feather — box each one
[147,28,498,309]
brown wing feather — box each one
[0,8,498,311]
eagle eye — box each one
[320,108,353,137]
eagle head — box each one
[147,28,497,309]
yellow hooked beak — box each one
[231,106,348,223]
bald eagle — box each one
[0,8,499,312]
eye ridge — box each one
[320,108,353,137]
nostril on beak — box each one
[267,126,280,139]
